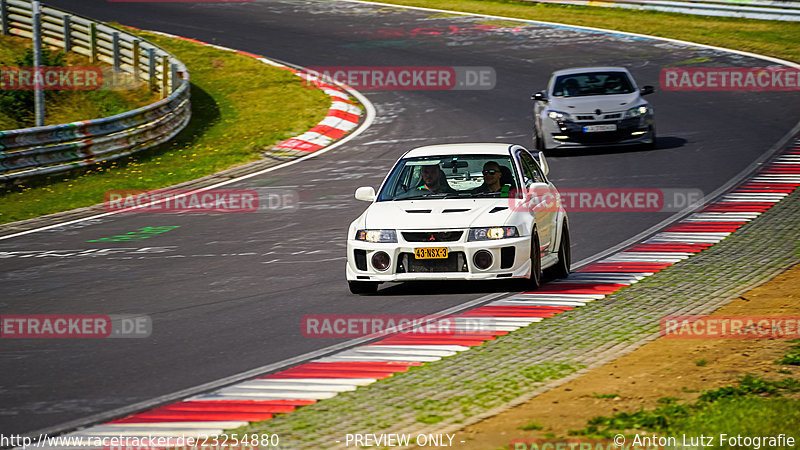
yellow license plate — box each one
[414,247,448,259]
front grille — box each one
[398,252,467,273]
[576,115,594,120]
[402,231,463,242]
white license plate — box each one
[583,124,617,133]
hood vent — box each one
[489,206,508,213]
[442,209,470,213]
[405,209,432,213]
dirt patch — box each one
[454,263,800,449]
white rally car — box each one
[346,143,570,294]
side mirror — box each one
[531,91,547,102]
[355,186,376,202]
[640,85,655,96]
[537,151,550,176]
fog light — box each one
[473,250,493,270]
[371,251,390,271]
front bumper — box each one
[543,116,654,149]
[346,235,533,282]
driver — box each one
[417,164,453,194]
[564,78,580,97]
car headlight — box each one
[356,229,397,243]
[468,227,519,241]
[624,104,649,118]
[547,110,571,121]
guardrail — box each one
[0,0,191,184]
[520,0,800,20]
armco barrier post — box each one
[32,0,45,127]
[161,55,169,97]
[89,22,97,63]
[113,31,121,73]
[133,39,141,80]
[148,48,156,92]
[171,63,179,91]
[63,14,71,54]
[1,0,7,35]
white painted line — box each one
[362,344,470,351]
[109,421,252,429]
[720,194,786,202]
[751,175,800,182]
[313,354,443,362]
[645,232,730,243]
[229,381,358,392]
[491,300,587,307]
[514,293,608,300]
[322,349,451,359]
[456,315,543,324]
[317,115,359,130]
[682,212,760,221]
[600,252,693,263]
[550,273,648,284]
[250,377,376,385]
[347,347,458,357]
[209,389,340,399]
[69,427,228,437]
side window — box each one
[516,151,535,186]
[518,151,545,184]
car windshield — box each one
[552,71,635,98]
[377,154,519,201]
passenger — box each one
[417,164,454,194]
[472,161,504,193]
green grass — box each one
[778,340,800,366]
[520,421,544,430]
[0,34,156,130]
[592,393,620,399]
[567,375,800,443]
[370,0,799,63]
[0,29,331,224]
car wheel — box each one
[533,127,545,153]
[348,281,379,295]
[528,230,542,289]
[644,125,656,150]
[545,223,570,279]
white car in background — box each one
[532,66,656,151]
[346,143,570,294]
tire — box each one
[533,127,545,153]
[348,281,378,295]
[644,125,657,150]
[545,224,571,279]
[528,230,542,289]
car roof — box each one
[552,66,632,77]
[404,143,516,158]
